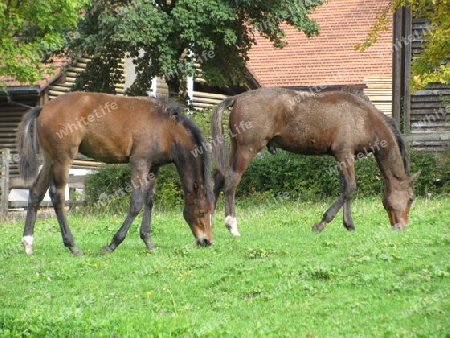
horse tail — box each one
[17,107,42,181]
[211,97,236,175]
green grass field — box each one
[0,196,449,337]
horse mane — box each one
[164,100,214,202]
[341,87,410,176]
[164,100,183,117]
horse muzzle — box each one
[195,232,213,247]
[388,209,409,230]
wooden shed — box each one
[393,12,450,153]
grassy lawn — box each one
[0,196,449,337]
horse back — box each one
[35,92,175,164]
[229,87,389,155]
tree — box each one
[70,0,324,97]
[356,0,450,91]
[0,0,90,87]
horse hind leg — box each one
[224,147,259,236]
[50,161,81,255]
[212,169,225,208]
[22,160,52,255]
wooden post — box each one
[392,8,403,126]
[392,5,413,132]
[1,148,10,216]
[403,6,412,133]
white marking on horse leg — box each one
[225,216,240,236]
[22,235,34,255]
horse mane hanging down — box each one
[17,92,214,255]
[211,87,420,237]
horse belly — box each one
[275,123,334,155]
[78,134,131,164]
[276,137,331,155]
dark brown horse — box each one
[211,87,420,236]
[17,92,214,255]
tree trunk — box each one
[165,75,189,105]
[166,76,181,98]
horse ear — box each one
[409,171,421,184]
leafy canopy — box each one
[70,0,324,96]
[0,0,90,87]
[356,0,450,91]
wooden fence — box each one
[1,149,9,216]
[407,83,450,153]
[0,149,86,216]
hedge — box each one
[84,148,449,213]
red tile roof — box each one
[246,0,393,87]
[1,55,71,89]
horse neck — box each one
[374,131,408,184]
[173,141,207,198]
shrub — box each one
[84,149,449,214]
[238,149,449,198]
[409,151,439,195]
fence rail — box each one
[0,148,86,216]
[1,149,10,216]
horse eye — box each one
[198,210,205,217]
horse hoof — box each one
[146,243,157,251]
[344,225,356,231]
[74,250,83,256]
[230,229,241,237]
[22,235,33,255]
[70,247,83,256]
[225,216,240,236]
[101,246,113,255]
[312,223,326,232]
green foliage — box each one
[190,108,214,139]
[0,0,90,86]
[84,163,182,213]
[238,150,450,198]
[84,147,450,215]
[357,0,450,90]
[70,0,323,95]
[239,151,337,198]
[72,56,124,94]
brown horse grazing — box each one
[211,87,420,236]
[17,92,214,255]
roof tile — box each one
[247,0,392,87]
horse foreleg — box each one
[102,185,145,253]
[50,163,81,255]
[22,162,52,255]
[139,167,159,250]
[312,154,356,232]
[312,195,345,232]
[342,161,356,231]
[102,159,148,253]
